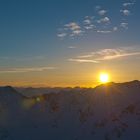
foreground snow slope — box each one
[0,81,140,140]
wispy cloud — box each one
[121,1,135,16]
[68,48,140,63]
[68,46,77,49]
[0,66,56,73]
[68,58,99,63]
[57,22,84,38]
[97,30,112,33]
[94,49,140,61]
[57,33,67,38]
[120,22,128,29]
[96,26,118,33]
[57,1,136,38]
[84,24,95,30]
[70,30,84,37]
[123,2,135,7]
[95,5,101,11]
[0,55,48,62]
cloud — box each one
[98,10,107,16]
[57,1,136,39]
[120,9,131,16]
[97,17,110,24]
[83,16,95,30]
[120,22,128,29]
[58,22,84,37]
[57,22,84,38]
[64,22,81,31]
[68,58,99,63]
[97,30,112,33]
[57,33,67,38]
[78,49,125,59]
[84,24,95,30]
[123,2,134,7]
[113,27,118,32]
[93,49,140,61]
[95,5,101,11]
[70,30,84,37]
[69,48,140,63]
[83,19,91,25]
[68,46,77,49]
[0,56,49,63]
[0,66,56,73]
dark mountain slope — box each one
[0,81,140,140]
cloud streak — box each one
[69,48,140,63]
[123,2,135,7]
[97,30,112,33]
[57,33,67,38]
[68,58,99,63]
[0,66,56,73]
[68,46,77,49]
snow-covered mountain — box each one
[0,81,140,140]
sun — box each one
[99,73,110,83]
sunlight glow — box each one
[99,73,109,83]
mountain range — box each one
[0,80,140,140]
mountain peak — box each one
[0,86,24,99]
[0,86,17,93]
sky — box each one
[0,0,140,87]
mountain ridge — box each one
[14,80,140,97]
[0,80,140,139]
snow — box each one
[0,81,140,140]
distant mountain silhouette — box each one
[0,86,25,103]
[0,81,140,140]
[95,80,140,89]
[0,86,18,94]
[16,80,140,97]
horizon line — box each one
[0,80,139,88]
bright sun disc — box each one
[99,73,109,83]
